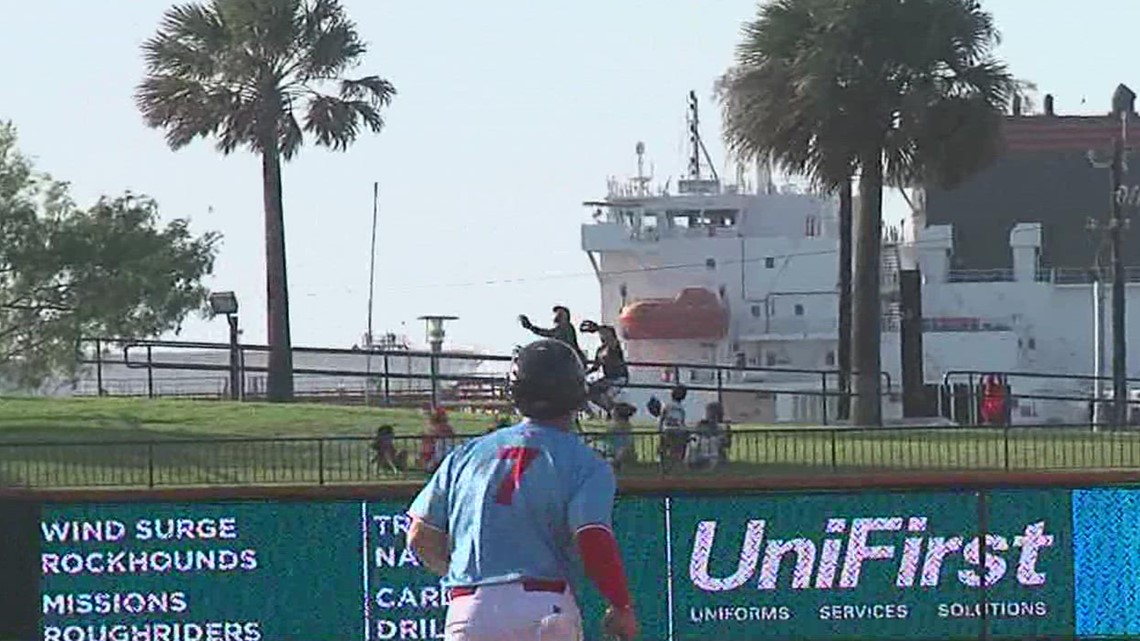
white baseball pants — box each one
[444,582,583,641]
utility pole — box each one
[1110,129,1128,427]
[1089,85,1134,428]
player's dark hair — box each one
[508,339,587,421]
[671,385,688,402]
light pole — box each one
[418,315,458,409]
[1087,84,1135,427]
[209,291,241,401]
[1110,86,1133,427]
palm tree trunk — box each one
[837,179,853,421]
[851,153,883,426]
[262,136,294,402]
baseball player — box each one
[406,339,639,641]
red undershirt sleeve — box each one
[576,525,632,609]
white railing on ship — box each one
[1036,266,1140,284]
[946,268,1015,283]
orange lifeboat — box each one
[619,288,729,340]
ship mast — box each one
[685,90,721,189]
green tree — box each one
[719,0,1012,425]
[135,0,396,402]
[0,123,219,388]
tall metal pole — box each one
[1111,124,1128,427]
[1093,275,1106,428]
[365,182,380,406]
[228,314,241,401]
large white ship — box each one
[581,92,1140,425]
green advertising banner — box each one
[39,501,364,641]
[37,498,669,641]
[667,489,1074,641]
[30,488,1077,641]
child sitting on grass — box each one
[685,402,730,470]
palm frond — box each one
[141,3,228,80]
[138,0,394,159]
[135,76,233,150]
[293,0,366,81]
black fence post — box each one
[146,346,155,399]
[716,368,724,407]
[383,353,391,405]
[821,372,829,426]
[147,443,155,488]
[1003,424,1011,471]
[317,440,325,486]
[830,429,838,471]
[429,353,439,408]
[94,339,104,396]
[967,373,976,425]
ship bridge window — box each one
[805,215,819,237]
[616,208,639,226]
[704,209,738,227]
[666,209,700,228]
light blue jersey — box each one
[407,420,616,588]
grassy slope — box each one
[0,396,525,442]
[3,397,1140,488]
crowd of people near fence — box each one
[368,380,734,478]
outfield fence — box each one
[6,425,1140,489]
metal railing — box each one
[1039,265,1140,285]
[5,425,1140,489]
[940,369,1140,426]
[74,337,895,425]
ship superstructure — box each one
[581,92,1140,425]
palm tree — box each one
[136,0,396,402]
[720,0,1012,425]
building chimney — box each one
[1012,94,1023,116]
[1044,94,1055,116]
[1112,83,1136,116]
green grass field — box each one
[2,396,1140,489]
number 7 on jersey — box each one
[495,446,540,505]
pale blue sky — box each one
[0,1,1132,354]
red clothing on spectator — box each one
[420,409,456,468]
[981,377,1006,425]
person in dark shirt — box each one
[585,326,629,415]
[370,425,407,474]
[518,305,586,365]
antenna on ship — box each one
[684,91,721,191]
[687,91,702,180]
[634,141,651,196]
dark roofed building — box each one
[923,89,1140,273]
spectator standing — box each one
[658,385,689,465]
[371,425,407,474]
[519,305,587,366]
[421,407,457,473]
[980,374,1006,426]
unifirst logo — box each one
[689,517,1054,592]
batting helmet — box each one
[508,339,587,420]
